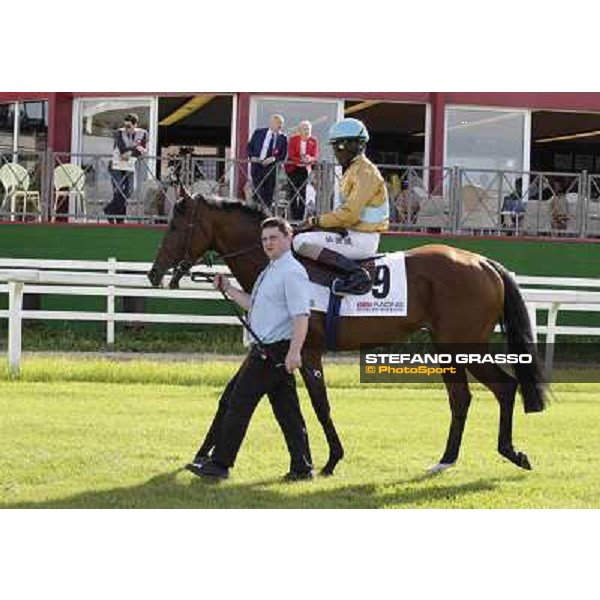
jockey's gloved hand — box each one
[293,217,317,235]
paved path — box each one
[25,351,359,364]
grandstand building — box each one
[4,92,600,172]
[1,93,598,324]
[2,92,600,239]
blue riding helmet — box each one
[328,118,370,144]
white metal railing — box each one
[3,151,600,237]
[2,258,600,377]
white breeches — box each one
[293,230,380,260]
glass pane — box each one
[79,99,151,157]
[16,101,46,199]
[18,101,48,152]
[76,99,152,206]
[446,108,525,174]
[0,103,15,149]
[252,97,340,161]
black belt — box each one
[250,340,290,366]
[262,340,291,349]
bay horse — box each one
[148,192,546,476]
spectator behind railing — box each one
[550,178,569,231]
[529,176,554,201]
[247,114,288,209]
[285,120,319,221]
[501,176,526,235]
[169,146,207,185]
[104,113,148,224]
[396,168,423,227]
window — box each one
[0,101,49,153]
[0,103,16,150]
[75,98,155,157]
[18,101,48,152]
[0,101,47,198]
[445,107,530,177]
[250,97,343,162]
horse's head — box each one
[147,189,215,289]
[147,190,268,290]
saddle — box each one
[295,253,376,291]
[292,225,376,296]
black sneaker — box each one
[283,470,314,482]
[186,458,229,481]
[184,454,209,473]
[193,451,211,465]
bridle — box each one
[170,183,203,282]
[167,187,281,362]
[165,183,322,378]
[169,182,261,285]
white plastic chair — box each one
[53,164,86,221]
[460,185,497,230]
[0,162,42,221]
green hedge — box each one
[1,223,599,329]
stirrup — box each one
[331,269,372,297]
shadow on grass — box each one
[0,470,527,509]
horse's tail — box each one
[487,259,547,413]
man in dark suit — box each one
[247,114,288,208]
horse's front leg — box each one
[300,353,344,476]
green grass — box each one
[1,358,599,508]
[3,322,600,362]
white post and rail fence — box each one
[2,258,600,378]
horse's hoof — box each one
[426,462,456,476]
[499,447,533,471]
[517,453,532,471]
[320,457,342,477]
[320,461,338,477]
[320,450,344,477]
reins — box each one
[166,180,321,377]
[189,268,284,367]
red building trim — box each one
[245,92,432,103]
[65,92,234,99]
[430,92,445,169]
[1,92,429,101]
[235,93,251,194]
[5,91,600,111]
[0,92,52,102]
[47,93,72,153]
[444,92,600,112]
[236,93,250,161]
[5,92,600,166]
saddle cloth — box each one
[309,253,408,317]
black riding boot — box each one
[316,248,371,296]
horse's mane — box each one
[195,193,270,222]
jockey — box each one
[292,118,389,296]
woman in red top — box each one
[285,120,319,221]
